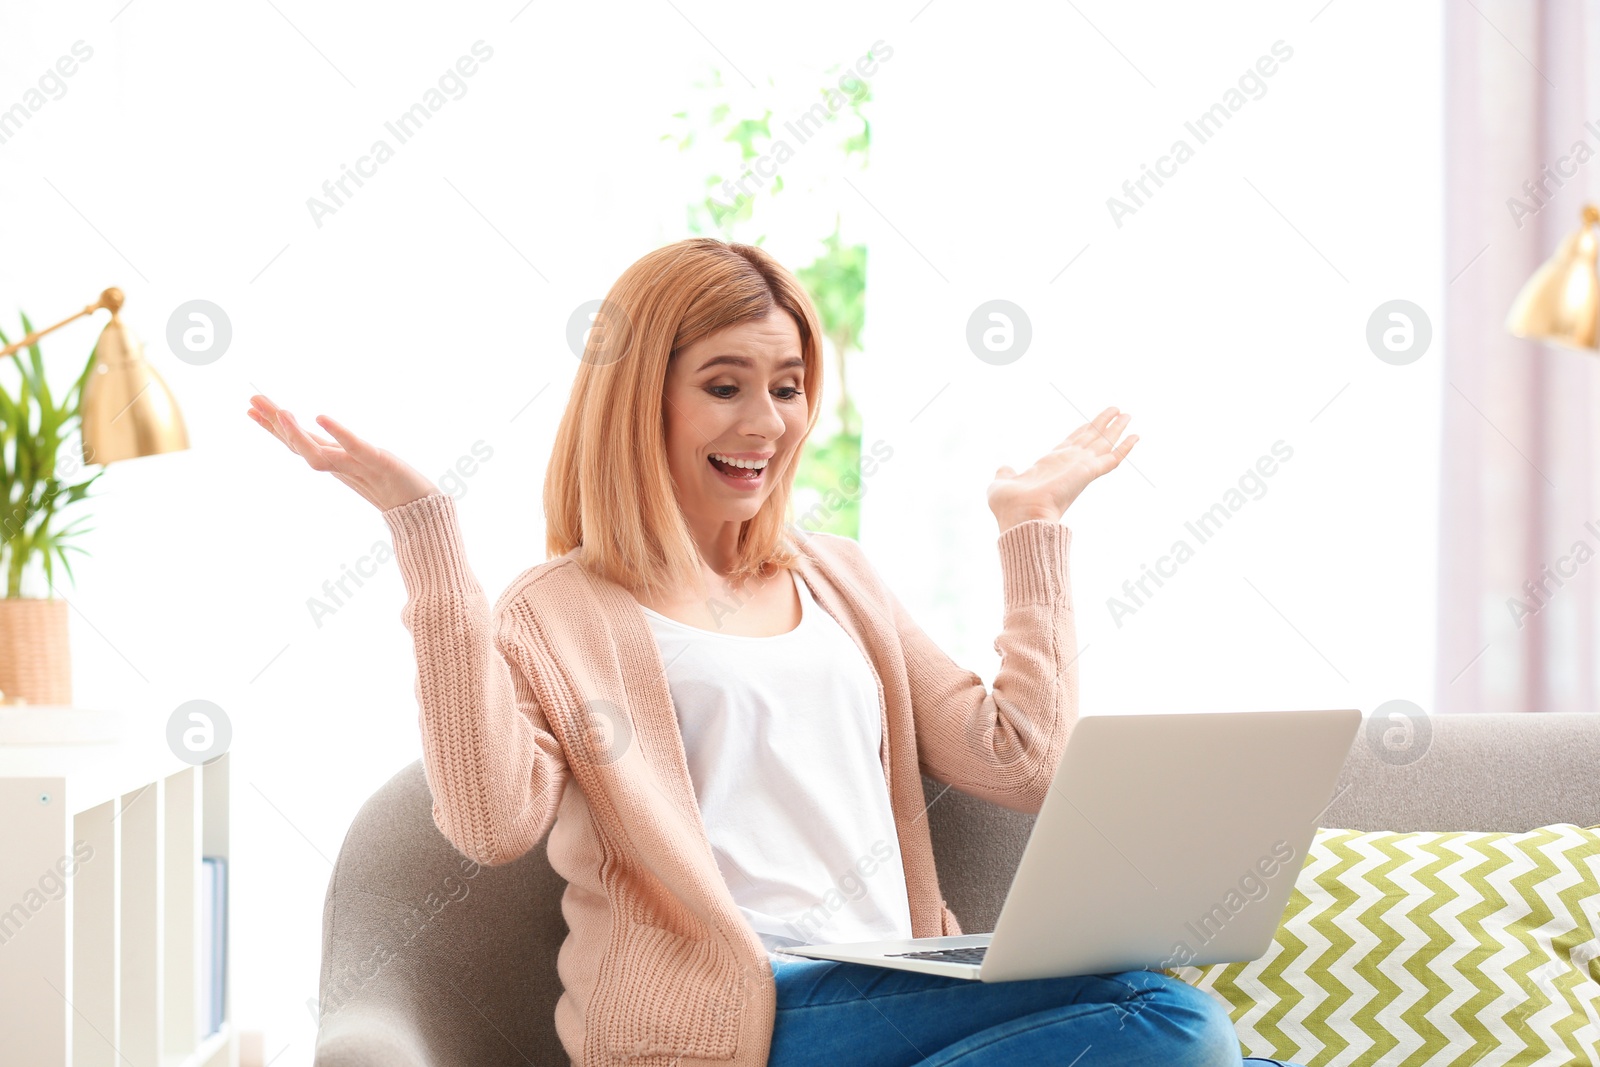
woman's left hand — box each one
[987,406,1138,531]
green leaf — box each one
[0,308,99,597]
[723,113,772,161]
[21,311,52,420]
[53,543,78,588]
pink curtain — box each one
[1439,0,1600,713]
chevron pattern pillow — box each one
[1164,823,1600,1066]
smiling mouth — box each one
[709,455,765,482]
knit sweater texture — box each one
[381,491,1079,1067]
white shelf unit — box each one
[0,719,236,1067]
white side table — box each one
[0,707,236,1067]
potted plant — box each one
[0,313,102,706]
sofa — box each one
[311,712,1600,1066]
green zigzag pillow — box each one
[1164,823,1600,1066]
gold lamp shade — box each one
[0,287,188,466]
[80,302,189,465]
[1506,204,1600,350]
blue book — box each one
[199,861,213,1036]
[201,857,228,1035]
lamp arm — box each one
[0,287,125,362]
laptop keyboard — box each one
[885,945,988,965]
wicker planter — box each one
[0,597,71,706]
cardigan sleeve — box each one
[381,491,569,867]
[881,519,1077,815]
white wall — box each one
[862,1,1443,722]
[0,0,1441,1060]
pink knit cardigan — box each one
[381,491,1079,1067]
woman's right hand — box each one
[247,393,440,513]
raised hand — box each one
[987,406,1138,531]
[246,394,439,513]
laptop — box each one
[778,707,1361,982]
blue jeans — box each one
[766,955,1305,1066]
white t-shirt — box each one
[639,567,914,958]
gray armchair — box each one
[312,713,1600,1066]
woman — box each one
[249,237,1303,1067]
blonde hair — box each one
[544,237,825,602]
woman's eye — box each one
[708,385,804,399]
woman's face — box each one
[662,308,808,551]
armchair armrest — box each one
[314,1000,439,1067]
[315,761,570,1067]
